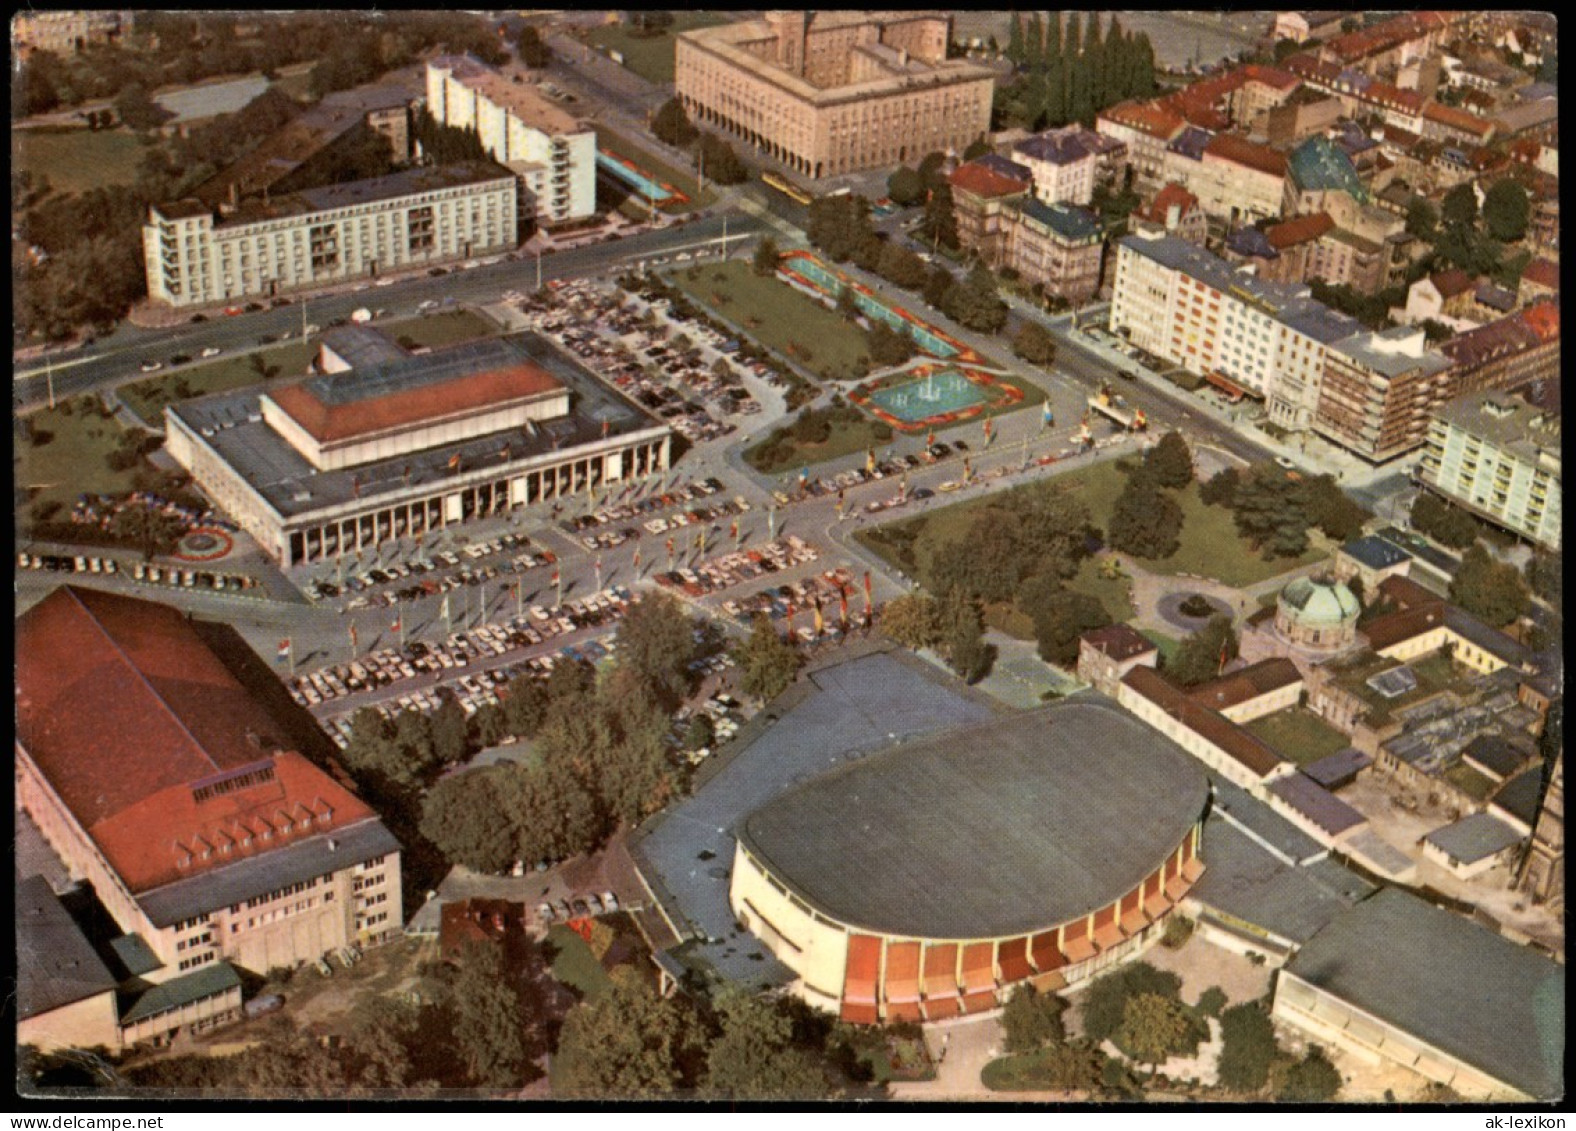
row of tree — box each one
[997,12,1159,132]
[649,99,748,185]
[1200,463,1369,561]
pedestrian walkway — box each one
[888,1012,1003,1101]
[1114,550,1330,642]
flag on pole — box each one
[1042,401,1054,430]
[866,448,876,475]
[1218,637,1230,676]
[812,596,824,638]
[276,639,292,662]
[447,453,462,471]
[863,571,872,609]
[926,429,936,450]
[838,587,849,631]
[440,593,451,621]
[730,518,739,544]
[390,615,401,633]
[348,623,359,651]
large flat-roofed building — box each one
[16,587,404,988]
[165,329,671,566]
[1273,887,1564,1100]
[729,701,1210,1023]
[1314,325,1455,462]
[675,12,994,179]
[144,160,518,308]
[426,55,596,224]
[13,9,132,57]
[1417,388,1561,550]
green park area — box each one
[593,125,716,212]
[13,126,145,196]
[671,260,870,383]
[119,341,316,427]
[16,397,146,516]
[585,13,728,84]
[382,308,498,350]
[1243,707,1351,767]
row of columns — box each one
[683,97,821,179]
[283,439,667,567]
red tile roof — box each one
[16,587,376,894]
[1267,211,1335,249]
[1241,63,1301,91]
[1423,101,1496,138]
[1430,268,1476,299]
[1520,258,1559,292]
[1521,301,1560,342]
[1099,100,1185,140]
[1121,667,1284,779]
[1144,182,1200,224]
[1081,623,1157,663]
[948,160,1031,200]
[1364,81,1424,114]
[1188,658,1303,713]
[1203,134,1288,178]
[269,363,563,444]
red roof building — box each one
[1267,211,1335,250]
[16,587,402,973]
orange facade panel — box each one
[1183,858,1205,882]
[841,1001,879,1024]
[1120,908,1150,936]
[1144,892,1173,919]
[923,996,960,1021]
[961,942,994,992]
[1093,921,1125,950]
[1165,875,1190,901]
[886,1000,924,1023]
[961,991,996,1015]
[999,937,1033,983]
[1030,930,1065,971]
[1063,934,1098,963]
[1093,903,1117,930]
[844,934,881,1003]
[922,943,959,997]
[884,940,922,1003]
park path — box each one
[1113,551,1331,641]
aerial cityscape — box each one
[12,8,1563,1105]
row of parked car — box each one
[18,551,256,592]
[653,536,821,601]
[536,892,620,924]
[561,476,728,535]
[720,566,862,631]
[305,531,550,603]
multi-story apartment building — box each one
[948,158,1033,268]
[1193,135,1288,225]
[1012,126,1103,206]
[13,9,132,57]
[1272,11,1348,45]
[1440,302,1561,399]
[674,11,993,179]
[1096,101,1185,186]
[143,161,518,307]
[425,55,597,224]
[1313,325,1455,462]
[1417,388,1561,550]
[16,587,404,1009]
[1134,183,1209,245]
[1421,100,1498,147]
[1002,200,1105,302]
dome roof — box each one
[1280,575,1360,626]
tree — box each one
[752,235,780,277]
[1012,320,1057,365]
[704,989,828,1099]
[918,182,959,251]
[516,24,552,68]
[1218,1002,1279,1093]
[963,136,992,162]
[1031,589,1111,666]
[1483,179,1530,242]
[1196,986,1228,1019]
[1199,466,1240,507]
[1527,550,1561,611]
[1007,11,1026,64]
[837,282,862,321]
[1143,431,1194,489]
[1167,614,1238,687]
[1405,196,1439,241]
[1232,464,1310,557]
[651,97,697,148]
[734,613,800,702]
[806,195,875,263]
[923,264,955,309]
[881,593,940,651]
[1108,476,1183,559]
[615,591,698,710]
[943,264,1008,332]
[450,942,532,1087]
[421,767,518,873]
[1450,541,1530,627]
[696,133,747,184]
[940,587,990,683]
[1441,182,1479,232]
[1002,984,1067,1053]
[864,320,917,367]
[1409,492,1480,549]
[1300,475,1369,541]
[110,502,185,561]
[555,967,699,1098]
[875,241,928,290]
[113,84,173,133]
[1119,992,1205,1065]
[1079,961,1182,1045]
[887,165,925,207]
[1276,1045,1341,1102]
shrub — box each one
[1161,915,1194,949]
[1195,986,1228,1019]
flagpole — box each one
[288,637,295,678]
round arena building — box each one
[729,699,1211,1023]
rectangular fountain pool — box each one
[597,151,675,203]
[866,369,989,422]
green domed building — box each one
[1274,574,1361,651]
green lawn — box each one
[593,125,716,211]
[585,14,729,84]
[381,309,498,350]
[13,126,146,196]
[981,1045,1101,1092]
[746,415,894,476]
[544,924,614,1002]
[119,342,317,427]
[671,260,870,382]
[1065,555,1137,624]
[1244,708,1351,767]
[16,398,143,515]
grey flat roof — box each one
[1462,733,1529,780]
[17,875,120,1020]
[1189,814,1372,945]
[739,699,1209,939]
[1342,534,1412,571]
[298,337,527,407]
[1285,887,1565,1099]
[1491,767,1544,827]
[170,330,664,520]
[1209,777,1327,864]
[1424,812,1525,863]
[1301,747,1372,788]
[319,325,409,371]
[136,817,400,928]
[633,651,997,986]
[107,933,163,978]
[1267,773,1367,837]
